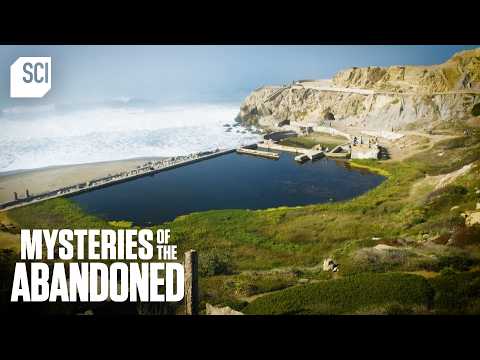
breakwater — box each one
[0,147,241,211]
[71,151,386,225]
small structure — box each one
[294,154,309,163]
[325,144,351,159]
[297,125,314,135]
[236,147,280,160]
[351,144,380,160]
[275,119,290,127]
[305,150,324,160]
[290,121,314,136]
[184,250,199,315]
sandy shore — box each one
[0,157,165,204]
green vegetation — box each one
[2,122,480,314]
[199,271,299,311]
[472,103,480,117]
[429,271,480,314]
[243,273,434,314]
[199,248,234,276]
[108,220,133,228]
[8,198,110,230]
[279,133,346,149]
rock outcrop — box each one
[205,303,244,315]
[237,48,480,132]
[323,258,339,272]
[333,48,480,92]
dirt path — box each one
[297,80,480,96]
[238,279,324,303]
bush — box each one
[384,303,416,315]
[426,185,468,207]
[234,273,297,297]
[429,271,480,314]
[216,299,249,312]
[472,103,480,117]
[243,273,434,315]
[439,267,458,277]
[449,226,480,247]
[353,247,412,273]
[199,249,234,277]
[419,255,477,272]
[437,255,476,272]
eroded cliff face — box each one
[333,48,480,92]
[238,48,480,131]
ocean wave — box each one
[0,103,260,172]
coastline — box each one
[0,157,165,204]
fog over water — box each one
[0,45,476,172]
[0,102,261,172]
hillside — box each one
[1,48,480,315]
[237,48,480,131]
[3,127,480,315]
[333,48,480,92]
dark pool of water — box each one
[70,152,384,225]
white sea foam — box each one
[0,103,261,172]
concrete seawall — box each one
[0,148,238,212]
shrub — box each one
[437,255,476,272]
[384,303,415,315]
[243,273,434,315]
[234,273,297,297]
[429,271,480,314]
[439,266,458,277]
[199,249,234,277]
[216,299,249,312]
[426,185,468,206]
[353,247,412,273]
[449,226,480,247]
[472,103,480,117]
[419,255,477,272]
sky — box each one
[0,45,478,110]
[0,45,479,172]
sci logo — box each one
[10,57,52,98]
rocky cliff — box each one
[237,48,480,131]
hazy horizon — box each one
[0,45,478,172]
[0,45,478,110]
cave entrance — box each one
[324,112,335,121]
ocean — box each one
[0,101,260,172]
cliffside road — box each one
[295,80,480,96]
[241,48,480,162]
[242,49,480,138]
[294,80,374,95]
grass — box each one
[199,271,299,311]
[2,124,480,314]
[279,133,346,150]
[348,160,391,177]
[7,197,110,230]
[0,212,20,252]
[6,133,479,274]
